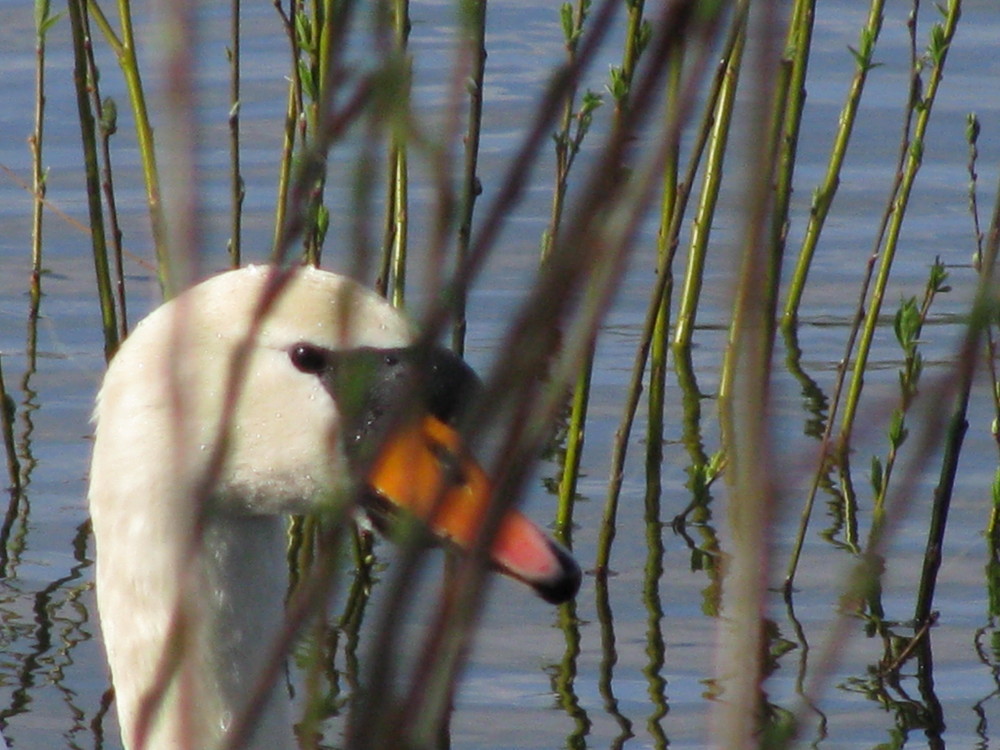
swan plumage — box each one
[88,265,579,750]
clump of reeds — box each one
[6,0,998,747]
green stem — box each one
[452,0,487,356]
[548,0,593,540]
[560,0,645,542]
[227,0,243,267]
[782,0,884,324]
[29,0,52,329]
[914,98,1000,624]
[838,0,961,447]
[673,17,745,348]
[389,143,408,307]
[555,346,593,542]
[645,41,683,496]
[68,0,118,360]
[382,0,410,306]
[765,0,814,338]
[272,0,300,257]
[89,0,168,291]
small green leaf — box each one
[893,297,919,352]
[38,10,63,36]
[295,13,315,54]
[706,450,726,482]
[100,97,118,136]
[966,112,981,145]
[888,409,908,449]
[298,60,318,101]
[608,66,628,102]
[314,203,330,246]
[870,456,884,496]
[928,256,949,293]
[928,23,950,65]
[560,3,574,44]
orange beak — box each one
[366,415,580,604]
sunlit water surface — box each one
[1,0,1000,748]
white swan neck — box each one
[97,511,295,750]
[200,514,295,750]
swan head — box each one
[89,264,580,602]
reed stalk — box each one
[596,15,737,571]
[869,261,948,525]
[85,37,129,339]
[541,0,593,263]
[990,471,1000,554]
[300,0,331,266]
[272,0,303,258]
[375,3,723,742]
[602,18,740,532]
[96,95,129,339]
[596,238,675,572]
[156,0,204,291]
[912,365,972,625]
[76,3,128,332]
[413,0,621,341]
[673,12,745,349]
[970,112,1000,552]
[387,147,408,307]
[913,222,995,628]
[88,0,167,288]
[29,0,57,327]
[417,14,474,319]
[272,0,370,264]
[785,0,962,586]
[68,0,118,360]
[860,263,946,622]
[784,271,868,584]
[719,5,791,401]
[761,0,814,338]
[558,0,645,548]
[782,0,885,325]
[644,40,683,511]
[451,0,488,356]
[544,0,601,542]
[227,0,243,267]
[837,0,961,452]
[911,107,1000,625]
[712,0,785,740]
[338,0,635,728]
[382,0,411,307]
[673,347,720,523]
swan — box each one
[87,264,580,750]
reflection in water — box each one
[641,473,668,747]
[552,600,589,750]
[0,521,97,748]
[594,574,633,749]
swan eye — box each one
[289,343,329,374]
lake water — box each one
[1,0,1000,748]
